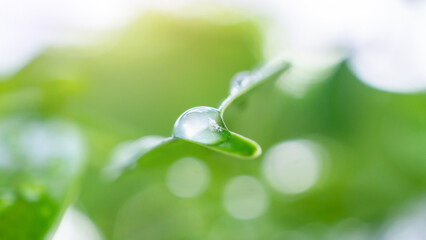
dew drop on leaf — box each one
[172,106,230,145]
[172,106,261,158]
[229,70,262,95]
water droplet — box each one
[173,106,230,145]
[228,59,290,97]
[166,157,210,198]
[172,106,261,158]
[229,71,263,96]
[219,61,289,111]
[223,175,268,220]
[230,71,252,95]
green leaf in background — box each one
[1,7,425,240]
[0,116,86,239]
[0,12,264,238]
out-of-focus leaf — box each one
[218,59,290,115]
[102,136,173,180]
[0,116,86,239]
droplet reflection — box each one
[223,175,268,220]
[166,157,210,198]
[263,139,323,194]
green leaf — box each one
[172,106,261,158]
[0,116,86,240]
[104,60,290,178]
[218,59,290,114]
[102,136,173,180]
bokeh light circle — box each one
[223,175,268,220]
[262,139,323,194]
[166,157,210,198]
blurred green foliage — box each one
[0,118,84,239]
[1,10,426,240]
